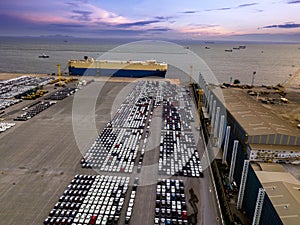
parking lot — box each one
[44,175,130,225]
[0,80,127,225]
[0,78,219,225]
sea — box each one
[0,36,299,86]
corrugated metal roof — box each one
[219,88,299,137]
[256,162,286,172]
[254,170,300,225]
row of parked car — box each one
[176,88,194,132]
[81,127,120,169]
[154,179,188,225]
[14,101,56,121]
[176,107,194,131]
[82,81,161,173]
[0,85,36,99]
[0,122,15,133]
[158,130,203,177]
[120,80,160,105]
[154,84,203,178]
[44,87,78,100]
[162,98,194,132]
[162,101,183,131]
[106,81,161,130]
[44,175,130,225]
[125,177,139,224]
[0,76,54,99]
[110,100,150,129]
[81,128,142,173]
[0,99,22,110]
[110,82,157,129]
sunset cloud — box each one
[178,24,232,37]
[180,11,199,14]
[205,2,259,12]
[0,0,299,41]
[287,0,300,4]
[262,22,300,29]
[237,3,258,8]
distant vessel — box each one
[68,57,168,77]
[205,46,210,49]
[233,47,240,50]
[39,53,49,58]
[239,45,246,49]
[225,49,233,52]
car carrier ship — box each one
[68,57,168,77]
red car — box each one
[182,210,188,220]
[89,215,97,225]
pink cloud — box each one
[4,1,135,28]
[178,25,234,36]
[20,13,74,24]
[85,4,130,24]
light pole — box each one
[251,71,256,87]
[190,65,193,85]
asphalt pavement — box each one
[0,79,222,225]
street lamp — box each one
[251,71,256,87]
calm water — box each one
[0,37,299,85]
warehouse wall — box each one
[249,134,300,145]
[260,194,283,225]
[225,130,246,186]
[204,84,284,225]
[222,124,283,225]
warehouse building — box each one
[253,163,300,225]
[197,78,300,225]
[211,87,300,164]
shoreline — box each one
[0,72,48,80]
[0,72,181,84]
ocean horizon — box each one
[0,36,299,86]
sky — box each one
[0,0,300,41]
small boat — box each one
[205,46,210,49]
[225,49,233,52]
[239,45,246,49]
[39,53,49,58]
[233,47,240,50]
